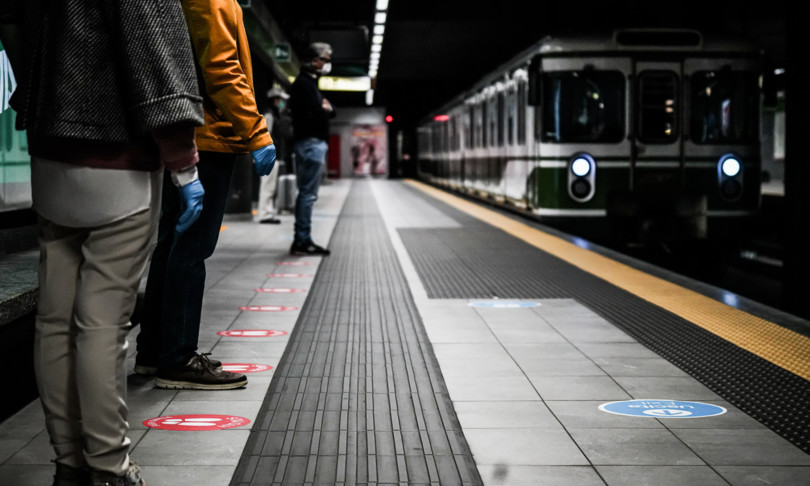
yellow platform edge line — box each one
[405,180,810,380]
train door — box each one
[629,59,710,240]
[632,60,684,194]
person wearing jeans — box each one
[293,137,329,246]
[288,42,336,255]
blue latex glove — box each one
[175,179,204,234]
[251,144,277,176]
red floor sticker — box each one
[217,329,288,337]
[143,414,250,431]
[239,305,299,311]
[277,261,314,266]
[254,288,307,293]
[221,363,273,373]
[267,273,313,278]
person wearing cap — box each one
[135,0,275,390]
[257,87,293,224]
[288,42,336,255]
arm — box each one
[182,0,271,150]
[101,0,204,135]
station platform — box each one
[1,178,809,486]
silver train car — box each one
[416,29,763,244]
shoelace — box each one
[195,352,218,374]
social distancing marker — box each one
[277,261,314,266]
[239,305,298,311]
[221,363,273,373]
[267,273,312,278]
[599,399,727,418]
[254,288,307,293]
[143,414,250,431]
[217,329,288,337]
[469,301,540,308]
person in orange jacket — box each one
[135,0,276,390]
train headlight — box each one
[568,153,596,202]
[721,157,741,177]
[571,157,591,177]
[717,153,743,201]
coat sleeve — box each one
[182,0,271,149]
[101,0,204,134]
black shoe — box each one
[154,353,246,390]
[135,354,221,376]
[260,217,281,224]
[89,462,145,486]
[290,240,331,255]
[53,463,89,486]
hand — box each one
[175,179,204,234]
[251,144,277,176]
[321,98,332,111]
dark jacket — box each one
[12,0,203,155]
[289,73,336,142]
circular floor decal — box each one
[221,363,273,373]
[599,399,727,418]
[254,288,307,293]
[143,414,250,431]
[217,329,288,337]
[468,301,541,308]
[239,305,299,312]
[277,261,315,266]
[267,273,313,278]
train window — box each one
[517,83,526,145]
[498,91,506,147]
[506,91,514,145]
[637,71,678,143]
[465,107,473,149]
[541,71,625,143]
[690,70,759,144]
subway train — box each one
[415,29,764,246]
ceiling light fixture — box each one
[367,1,389,105]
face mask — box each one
[321,62,332,75]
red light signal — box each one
[433,114,450,122]
[385,115,393,123]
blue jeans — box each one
[136,152,237,368]
[293,137,328,243]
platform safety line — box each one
[405,179,810,381]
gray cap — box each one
[267,87,290,99]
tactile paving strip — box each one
[232,181,483,485]
[398,184,810,455]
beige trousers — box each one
[34,206,155,475]
[257,162,280,221]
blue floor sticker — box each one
[468,301,540,308]
[599,399,727,418]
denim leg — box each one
[137,152,237,368]
[293,138,327,243]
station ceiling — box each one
[263,0,788,126]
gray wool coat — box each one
[12,0,204,143]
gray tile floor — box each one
[1,178,809,486]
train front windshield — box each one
[541,71,625,143]
[690,71,759,144]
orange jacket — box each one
[182,0,272,153]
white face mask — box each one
[320,62,332,75]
